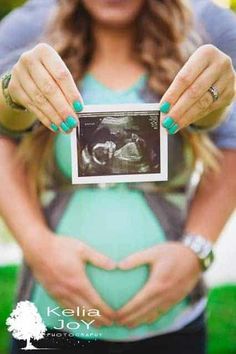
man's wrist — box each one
[181,233,215,272]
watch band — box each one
[1,72,26,111]
[181,233,214,272]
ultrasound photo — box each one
[71,104,168,184]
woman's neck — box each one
[88,23,145,90]
[93,23,136,64]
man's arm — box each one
[0,138,50,256]
[185,149,236,242]
[0,0,56,75]
[192,0,236,69]
[191,0,236,148]
[0,2,57,235]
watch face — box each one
[201,244,213,258]
[192,238,203,253]
[183,235,214,271]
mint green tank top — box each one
[31,74,188,341]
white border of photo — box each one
[71,103,168,184]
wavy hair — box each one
[18,0,219,195]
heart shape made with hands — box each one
[85,260,150,311]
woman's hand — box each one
[116,242,201,328]
[160,44,236,134]
[25,230,116,327]
[8,43,83,133]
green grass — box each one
[0,265,236,354]
[207,285,236,354]
[0,266,19,354]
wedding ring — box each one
[208,85,219,102]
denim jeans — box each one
[11,312,206,354]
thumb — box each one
[84,245,116,270]
[118,249,152,270]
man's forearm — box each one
[184,149,236,242]
[0,138,51,256]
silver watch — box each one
[181,233,214,271]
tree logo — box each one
[6,301,46,350]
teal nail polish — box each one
[162,116,175,129]
[65,116,78,129]
[60,122,71,132]
[160,101,171,114]
[73,100,83,112]
[168,123,179,135]
[50,123,59,132]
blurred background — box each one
[0,1,235,354]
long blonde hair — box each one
[18,0,219,195]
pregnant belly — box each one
[58,188,165,310]
[32,187,188,340]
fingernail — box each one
[50,123,59,132]
[60,122,71,132]
[118,262,130,270]
[65,116,78,129]
[162,116,175,129]
[160,101,171,114]
[73,100,83,112]
[118,263,125,270]
[168,123,179,135]
[106,261,116,270]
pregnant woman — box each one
[0,0,236,353]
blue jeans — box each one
[11,312,206,354]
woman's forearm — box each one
[0,83,36,131]
[0,138,52,257]
[184,149,236,242]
